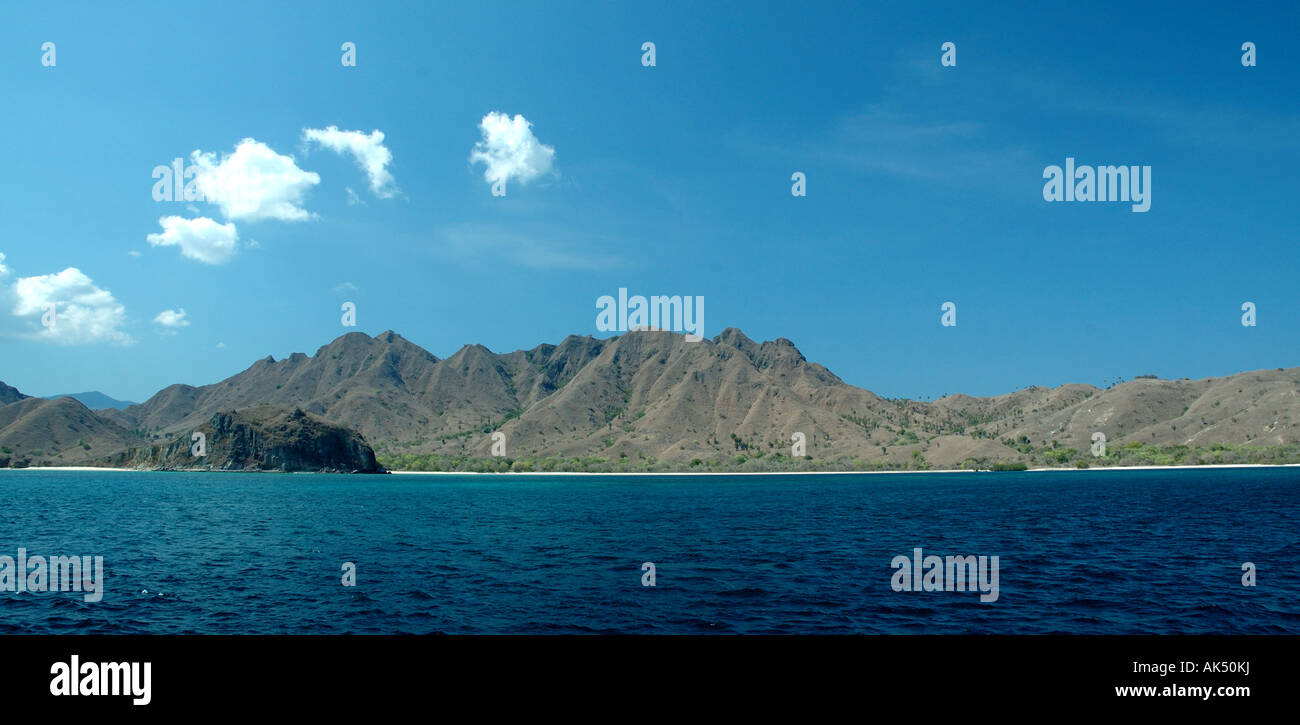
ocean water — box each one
[0,468,1296,634]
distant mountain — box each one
[44,391,138,410]
[79,329,1300,472]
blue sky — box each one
[0,1,1297,403]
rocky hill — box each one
[98,406,383,473]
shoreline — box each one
[388,462,1300,476]
[3,462,1298,476]
[3,466,137,472]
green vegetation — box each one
[990,461,1029,471]
[1107,441,1300,467]
[895,429,920,445]
[376,438,1300,474]
[990,438,1300,469]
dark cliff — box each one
[100,406,385,473]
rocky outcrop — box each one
[100,406,384,473]
[0,381,29,406]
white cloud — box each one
[152,308,190,334]
[146,216,239,265]
[469,112,556,187]
[302,126,398,198]
[127,250,142,257]
[332,282,359,293]
[216,341,226,349]
[190,138,320,222]
[0,256,133,346]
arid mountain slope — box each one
[0,395,138,466]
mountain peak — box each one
[714,327,755,347]
[0,381,30,406]
[332,331,374,346]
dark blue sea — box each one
[0,468,1296,634]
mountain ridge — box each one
[43,391,138,411]
[3,328,1299,471]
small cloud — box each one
[152,308,190,335]
[190,138,320,222]
[216,341,226,349]
[469,112,556,188]
[146,216,239,265]
[345,186,364,206]
[302,126,398,198]
[127,250,143,258]
[332,282,359,293]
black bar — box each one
[2,635,1288,713]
